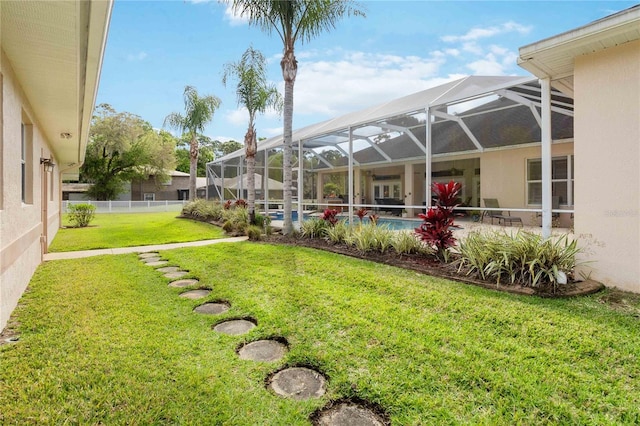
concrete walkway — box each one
[43,236,249,261]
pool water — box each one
[350,217,422,231]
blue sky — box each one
[96,0,637,143]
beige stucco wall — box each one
[1,51,61,330]
[481,142,574,226]
[573,40,640,293]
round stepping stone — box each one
[156,266,180,273]
[269,367,326,400]
[194,302,229,315]
[213,319,255,335]
[139,252,159,259]
[146,260,169,267]
[315,402,386,426]
[141,256,162,263]
[164,271,188,279]
[179,289,211,299]
[238,340,287,362]
[169,279,199,288]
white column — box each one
[316,171,324,208]
[540,78,552,238]
[404,163,414,216]
[298,140,304,225]
[425,107,432,210]
[354,167,361,206]
[264,150,269,216]
[221,163,225,201]
[238,158,244,200]
[348,127,354,222]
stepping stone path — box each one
[194,302,230,315]
[146,260,169,267]
[268,367,327,400]
[238,339,287,362]
[137,250,385,422]
[213,319,256,335]
[169,279,199,288]
[164,271,188,279]
[156,266,181,273]
[314,402,387,426]
[139,252,160,259]
[179,289,211,299]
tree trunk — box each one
[281,45,297,235]
[246,125,257,224]
[189,134,198,200]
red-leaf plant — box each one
[234,199,247,208]
[369,213,379,226]
[415,181,462,260]
[321,208,340,226]
[223,200,233,210]
[356,207,369,223]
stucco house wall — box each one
[481,142,574,226]
[573,40,640,292]
[0,53,61,330]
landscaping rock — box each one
[238,339,287,362]
[141,257,162,263]
[213,319,255,335]
[169,279,199,288]
[139,252,160,259]
[314,402,386,426]
[156,266,180,273]
[146,261,169,267]
[268,367,326,400]
[164,271,188,279]
[179,289,211,299]
[194,302,230,315]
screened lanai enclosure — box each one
[207,75,574,236]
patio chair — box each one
[482,198,523,226]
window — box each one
[143,193,155,201]
[527,155,574,205]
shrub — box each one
[349,223,393,253]
[321,208,340,226]
[325,220,350,244]
[220,204,249,235]
[254,213,271,229]
[392,231,432,256]
[356,207,369,223]
[246,225,263,241]
[415,181,462,260]
[457,230,582,291]
[67,203,96,228]
[299,218,328,239]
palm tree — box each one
[164,86,221,201]
[223,47,283,224]
[225,0,365,234]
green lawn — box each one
[49,212,225,252]
[1,243,639,424]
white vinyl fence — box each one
[62,200,188,214]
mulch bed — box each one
[260,234,604,298]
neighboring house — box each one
[518,5,639,292]
[131,170,206,201]
[62,183,132,201]
[0,1,112,330]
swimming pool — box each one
[349,217,422,231]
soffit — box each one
[1,1,112,171]
[518,5,640,91]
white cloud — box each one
[223,4,249,26]
[279,49,464,117]
[126,51,147,61]
[225,108,249,126]
[441,21,532,43]
[466,58,506,75]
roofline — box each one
[518,4,640,77]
